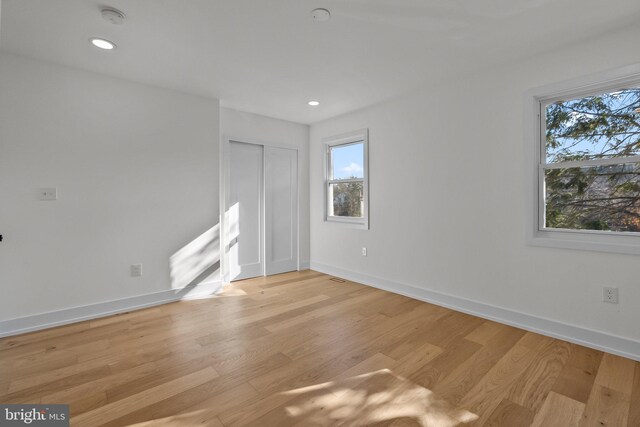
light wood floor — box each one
[1,270,639,426]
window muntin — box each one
[324,130,368,227]
[541,86,640,234]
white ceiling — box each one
[2,0,639,124]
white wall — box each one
[0,53,220,325]
[310,25,640,347]
[220,107,310,266]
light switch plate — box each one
[131,264,143,277]
[38,188,57,201]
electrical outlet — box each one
[361,247,367,257]
[131,264,142,277]
[603,286,619,304]
[38,188,57,201]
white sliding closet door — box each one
[265,146,298,276]
[228,141,264,280]
[226,140,298,282]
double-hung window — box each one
[527,66,640,254]
[324,129,369,229]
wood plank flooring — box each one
[1,270,638,426]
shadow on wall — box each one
[169,224,222,299]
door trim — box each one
[220,135,300,283]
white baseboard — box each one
[0,281,224,338]
[310,261,640,362]
[299,261,311,270]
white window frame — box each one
[323,128,369,229]
[524,63,640,255]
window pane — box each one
[545,87,640,163]
[331,143,364,179]
[545,163,640,232]
[329,182,364,218]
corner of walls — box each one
[219,107,311,268]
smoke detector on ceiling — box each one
[101,7,126,25]
[311,8,331,22]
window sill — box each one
[527,229,640,255]
[325,216,369,230]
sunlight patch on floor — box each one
[124,368,476,426]
[281,369,477,426]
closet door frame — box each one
[220,135,300,283]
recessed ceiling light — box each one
[90,38,116,50]
[308,100,320,106]
[311,8,331,22]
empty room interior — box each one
[2,0,640,426]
